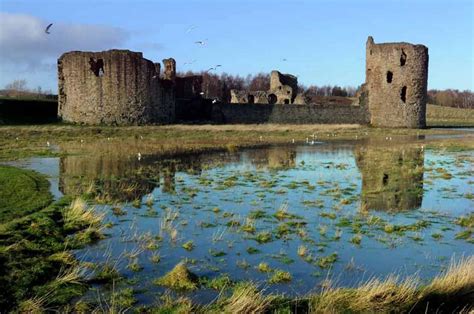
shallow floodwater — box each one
[10,136,474,305]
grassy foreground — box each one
[0,166,105,311]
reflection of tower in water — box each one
[355,145,424,211]
[245,147,296,170]
[59,155,158,202]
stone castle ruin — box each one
[230,71,303,105]
[57,36,428,128]
[365,37,428,128]
[58,50,175,125]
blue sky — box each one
[0,0,472,92]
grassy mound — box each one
[154,262,199,290]
[0,165,53,221]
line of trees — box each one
[178,71,358,102]
[428,89,474,109]
[1,80,55,99]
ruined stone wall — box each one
[269,71,298,104]
[162,58,176,81]
[230,90,269,104]
[213,103,369,124]
[366,37,428,128]
[175,75,203,99]
[58,49,174,125]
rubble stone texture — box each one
[58,49,174,125]
[365,36,428,128]
[269,71,298,104]
[162,58,176,81]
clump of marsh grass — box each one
[62,198,104,230]
[298,245,308,257]
[310,274,418,313]
[418,255,474,308]
[217,282,275,313]
[269,269,292,284]
[153,262,199,290]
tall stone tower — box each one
[366,36,428,128]
[58,49,175,125]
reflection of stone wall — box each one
[59,155,157,202]
[355,145,424,211]
[243,147,296,170]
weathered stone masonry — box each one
[58,50,174,125]
[366,37,428,128]
[57,37,428,128]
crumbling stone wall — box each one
[176,75,203,99]
[58,49,174,125]
[269,71,298,104]
[162,58,176,81]
[230,70,302,105]
[366,36,428,128]
[230,90,270,104]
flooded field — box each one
[10,134,473,306]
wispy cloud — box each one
[0,12,129,71]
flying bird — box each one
[186,25,197,33]
[195,40,207,45]
[183,60,196,65]
[45,23,53,34]
[215,64,222,68]
[282,58,287,62]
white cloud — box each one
[0,12,129,70]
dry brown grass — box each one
[310,275,418,313]
[423,255,474,296]
[218,282,275,314]
[62,198,104,229]
[427,104,474,126]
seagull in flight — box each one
[215,64,222,68]
[282,58,287,62]
[195,39,207,45]
[206,67,215,73]
[183,60,196,65]
[186,25,197,33]
[45,23,53,34]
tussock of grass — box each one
[153,262,199,290]
[62,198,103,230]
[420,255,474,299]
[218,282,275,314]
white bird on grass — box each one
[137,152,142,161]
[46,141,50,147]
